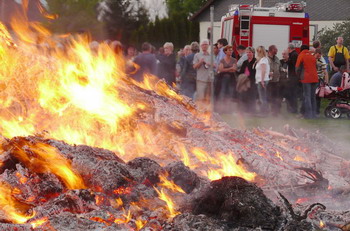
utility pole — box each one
[210,5,214,111]
[259,0,263,7]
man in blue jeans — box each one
[296,45,318,119]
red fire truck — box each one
[220,2,309,57]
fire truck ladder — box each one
[239,11,252,46]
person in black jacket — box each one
[133,42,157,82]
[238,47,257,114]
[286,43,299,113]
[157,42,177,86]
[180,42,199,99]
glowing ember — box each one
[319,220,325,228]
[116,198,124,207]
[30,217,48,228]
[275,150,283,161]
[294,155,307,162]
[135,219,147,230]
[114,209,131,224]
[295,197,309,204]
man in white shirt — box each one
[193,39,213,110]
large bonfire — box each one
[0,3,349,231]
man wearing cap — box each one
[193,39,213,110]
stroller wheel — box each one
[329,107,342,119]
[324,106,332,118]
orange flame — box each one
[295,197,309,204]
[177,143,191,167]
[31,217,48,228]
[12,142,85,189]
[154,188,180,218]
[0,1,257,194]
[135,219,147,230]
[319,220,325,228]
[294,155,307,162]
[15,172,28,184]
[159,174,185,193]
[0,182,34,223]
[191,148,256,181]
[113,209,131,224]
[115,198,123,207]
[275,150,283,161]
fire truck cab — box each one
[220,2,309,57]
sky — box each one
[139,0,168,20]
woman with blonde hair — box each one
[255,45,270,115]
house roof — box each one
[190,0,350,21]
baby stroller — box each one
[316,72,350,119]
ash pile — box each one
[0,134,348,231]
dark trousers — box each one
[181,77,196,99]
[238,83,257,114]
[302,82,317,119]
[267,81,281,115]
[285,82,298,114]
[214,73,236,100]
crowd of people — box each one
[121,36,349,119]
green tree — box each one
[318,20,350,55]
[46,0,104,39]
[131,0,205,49]
[100,0,149,44]
[166,0,207,16]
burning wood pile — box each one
[0,9,349,230]
[0,133,349,230]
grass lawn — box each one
[220,98,350,159]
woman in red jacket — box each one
[296,45,318,119]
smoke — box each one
[219,101,350,159]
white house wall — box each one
[199,21,222,45]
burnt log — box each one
[39,212,107,231]
[127,157,163,186]
[30,189,97,220]
[1,166,64,205]
[192,176,282,229]
[88,160,133,194]
[165,161,200,194]
[47,140,125,163]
